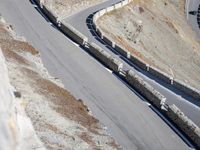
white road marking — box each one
[105,67,113,73]
[144,102,151,106]
[73,42,80,47]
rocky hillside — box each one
[43,0,106,18]
[0,16,120,150]
[97,0,200,90]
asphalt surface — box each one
[187,0,200,38]
[65,0,200,126]
[0,0,196,149]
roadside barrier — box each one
[60,22,88,45]
[92,0,200,100]
[34,1,200,147]
[125,69,166,109]
[166,104,200,148]
[88,42,123,72]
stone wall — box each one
[125,69,166,109]
[166,104,200,148]
[60,22,88,45]
[88,42,123,72]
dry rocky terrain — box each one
[0,16,120,150]
[97,0,200,90]
[43,0,106,18]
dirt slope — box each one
[97,0,200,90]
[0,17,120,150]
[43,0,106,18]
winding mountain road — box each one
[64,0,200,127]
[0,0,198,149]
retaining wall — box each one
[129,55,147,70]
[92,0,200,100]
[88,42,123,72]
[103,36,113,47]
[42,4,58,24]
[115,45,128,57]
[60,22,88,45]
[173,79,200,99]
[125,70,166,109]
[35,0,58,24]
[149,66,172,84]
[166,104,200,148]
[35,0,88,45]
[114,2,122,9]
[106,5,115,13]
[33,0,41,6]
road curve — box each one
[0,0,194,149]
[65,0,200,127]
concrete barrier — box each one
[93,23,97,31]
[114,2,122,9]
[88,43,123,72]
[115,45,127,57]
[125,70,166,108]
[103,36,113,46]
[130,55,147,70]
[99,9,106,16]
[42,4,58,24]
[60,22,88,45]
[173,79,200,99]
[122,0,129,6]
[93,14,99,22]
[149,66,172,84]
[106,5,115,13]
[166,104,200,148]
[35,0,88,46]
[107,56,123,72]
[34,0,58,24]
[34,0,41,6]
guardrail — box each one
[124,68,200,148]
[33,0,200,148]
[60,22,88,45]
[125,69,166,109]
[92,0,200,101]
[166,104,200,148]
[88,42,123,72]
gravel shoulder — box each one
[0,17,120,150]
[97,0,200,90]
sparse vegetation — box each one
[97,0,200,90]
[0,17,120,150]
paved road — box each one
[0,0,194,149]
[186,0,200,38]
[65,0,200,126]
